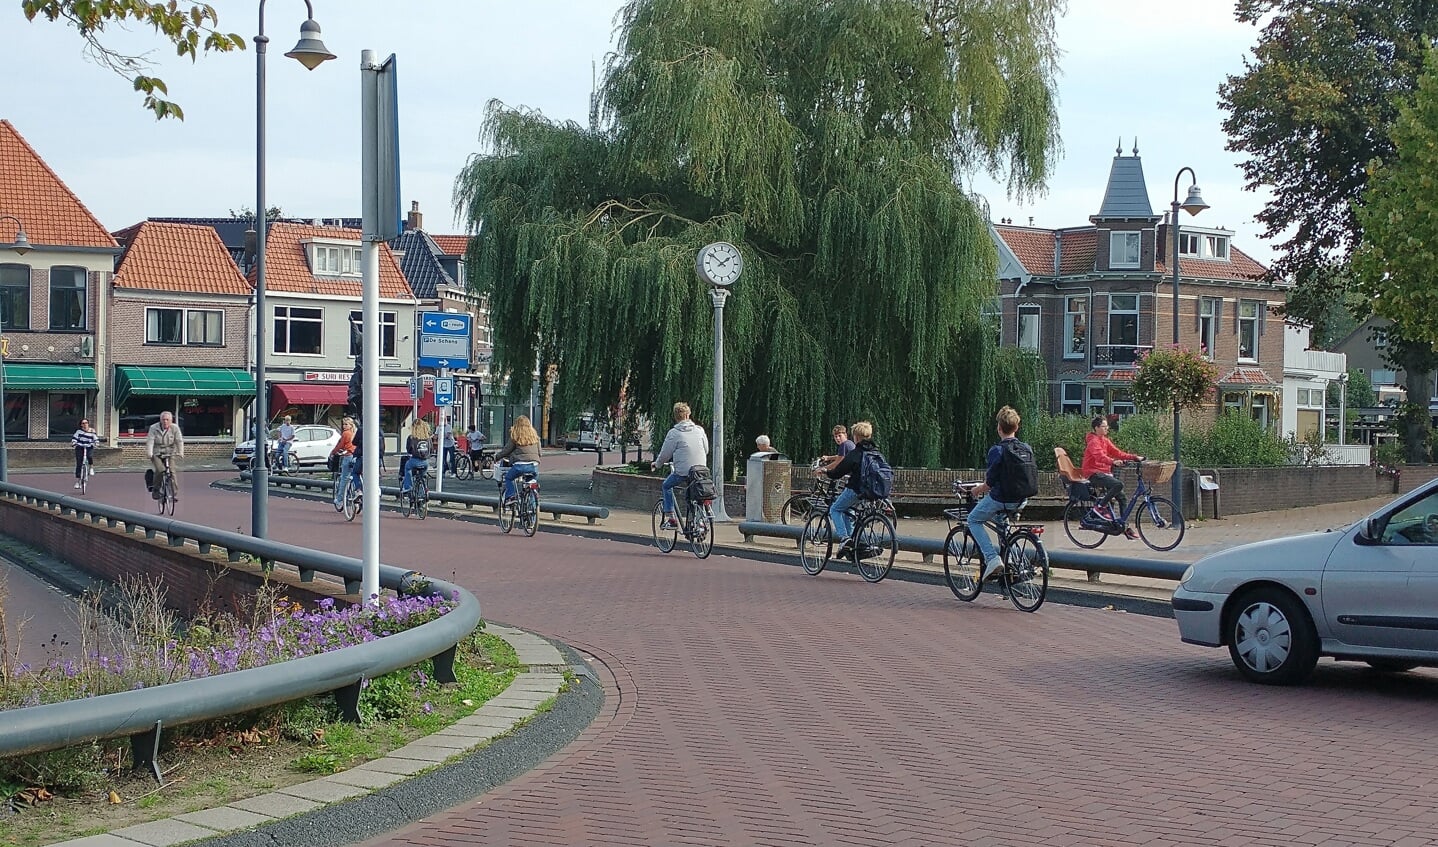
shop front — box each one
[2,364,98,441]
[270,381,434,446]
[113,365,255,440]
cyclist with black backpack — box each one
[968,406,1039,582]
[817,420,891,555]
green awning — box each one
[114,366,256,407]
[1,363,98,391]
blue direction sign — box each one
[434,377,455,406]
[417,311,472,369]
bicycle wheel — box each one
[343,480,360,521]
[1136,495,1185,551]
[401,483,415,518]
[78,468,87,496]
[799,512,832,576]
[779,494,811,525]
[688,504,714,559]
[455,453,473,480]
[417,478,430,520]
[854,514,897,583]
[942,526,983,601]
[167,479,176,515]
[651,500,677,553]
[155,477,168,515]
[499,494,516,533]
[1063,501,1108,549]
[1003,531,1048,613]
[521,489,539,536]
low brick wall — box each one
[0,495,347,617]
[590,469,744,516]
[5,440,235,470]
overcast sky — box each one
[0,0,1275,264]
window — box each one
[1108,294,1139,363]
[1295,388,1323,408]
[1061,382,1084,415]
[49,266,86,330]
[48,393,84,439]
[310,244,363,276]
[1064,296,1087,358]
[0,263,29,330]
[1198,297,1220,359]
[1238,300,1260,360]
[1179,233,1200,257]
[4,393,27,440]
[1016,304,1040,352]
[348,309,397,358]
[1110,388,1135,418]
[1203,235,1229,260]
[1110,232,1140,269]
[188,310,223,345]
[146,308,183,344]
[273,306,323,355]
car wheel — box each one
[1365,660,1419,673]
[1226,587,1319,685]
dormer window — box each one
[1179,233,1201,257]
[1203,235,1229,260]
[1110,232,1140,269]
[305,240,363,277]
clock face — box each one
[697,241,743,287]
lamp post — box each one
[1338,371,1349,446]
[1170,168,1208,513]
[251,0,335,539]
[0,214,31,483]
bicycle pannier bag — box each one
[327,453,341,473]
[997,439,1039,500]
[144,468,155,491]
[686,464,717,502]
[855,449,894,500]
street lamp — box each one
[252,0,335,539]
[1170,168,1208,514]
[0,214,30,482]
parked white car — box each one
[232,424,340,471]
[1173,477,1438,685]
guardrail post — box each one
[344,578,361,596]
[431,645,458,684]
[298,568,316,583]
[334,681,362,723]
[227,549,243,563]
[168,535,185,547]
[130,720,164,783]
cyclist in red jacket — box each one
[1080,415,1142,537]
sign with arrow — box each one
[417,311,471,369]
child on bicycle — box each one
[1080,415,1142,539]
[71,418,97,489]
[968,406,1038,581]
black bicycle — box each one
[152,457,177,516]
[401,460,430,520]
[651,473,715,559]
[1062,460,1185,552]
[780,459,842,524]
[797,494,898,582]
[941,481,1048,612]
[498,464,540,536]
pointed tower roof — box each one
[0,120,118,249]
[1091,139,1159,222]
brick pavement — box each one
[11,470,1438,846]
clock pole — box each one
[709,286,732,522]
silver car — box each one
[1173,477,1438,685]
[232,424,340,471]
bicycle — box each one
[780,459,842,524]
[476,449,499,480]
[75,450,94,495]
[940,481,1048,612]
[400,460,430,520]
[797,493,898,582]
[650,474,715,559]
[253,443,297,476]
[341,470,364,522]
[453,451,473,480]
[152,457,177,516]
[498,463,540,536]
[1062,460,1185,552]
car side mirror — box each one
[1356,517,1382,546]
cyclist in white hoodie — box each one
[651,401,711,530]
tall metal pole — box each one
[360,48,382,605]
[252,4,271,538]
[1170,167,1198,514]
[0,297,7,482]
[710,287,731,521]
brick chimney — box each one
[406,200,423,232]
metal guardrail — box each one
[736,520,1188,581]
[0,481,482,777]
[242,471,611,524]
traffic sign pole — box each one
[435,367,448,495]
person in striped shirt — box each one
[71,418,98,488]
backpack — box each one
[686,464,717,502]
[412,438,430,458]
[996,439,1039,500]
[855,448,894,500]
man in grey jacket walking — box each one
[651,402,710,529]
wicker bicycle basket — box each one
[1140,460,1176,484]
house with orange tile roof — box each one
[0,119,121,459]
[255,221,421,439]
[990,143,1289,430]
[107,221,255,458]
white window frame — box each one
[307,241,364,277]
[273,305,324,355]
[145,307,183,344]
[1108,293,1139,356]
[1087,386,1107,416]
[1110,231,1141,269]
[1017,303,1041,352]
[145,307,224,346]
[348,309,398,358]
[1237,299,1260,362]
[1203,235,1229,260]
[1179,232,1201,257]
[186,309,223,345]
[1198,296,1219,360]
[1061,382,1084,415]
[1064,296,1087,359]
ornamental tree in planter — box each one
[1131,345,1218,414]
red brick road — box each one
[20,471,1438,846]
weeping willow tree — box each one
[454,0,1061,469]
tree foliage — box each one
[1130,346,1218,414]
[22,1,246,119]
[454,0,1062,469]
[1219,0,1438,337]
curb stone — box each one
[41,626,598,847]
